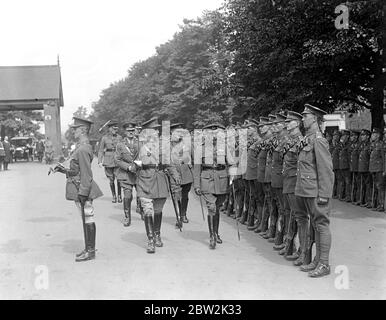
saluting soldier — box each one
[349,130,361,203]
[98,120,123,203]
[114,122,139,227]
[170,122,194,225]
[331,129,341,199]
[369,128,384,211]
[193,122,230,249]
[357,129,371,207]
[338,130,351,201]
[136,117,181,253]
[53,117,103,262]
[295,104,334,278]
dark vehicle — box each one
[10,137,35,162]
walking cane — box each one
[232,183,240,240]
[359,174,363,204]
[371,174,375,208]
[351,172,355,202]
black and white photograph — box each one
[0,0,385,303]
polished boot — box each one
[300,257,319,272]
[246,210,255,228]
[110,183,117,203]
[144,215,155,253]
[293,221,307,266]
[76,224,88,258]
[208,215,216,249]
[123,197,131,227]
[153,212,163,247]
[213,213,222,244]
[76,223,96,262]
[136,197,141,213]
[255,203,269,234]
[273,213,285,246]
[117,182,122,203]
[308,262,331,277]
[238,209,248,225]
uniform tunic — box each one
[114,137,139,185]
[98,133,122,168]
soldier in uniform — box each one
[295,104,334,277]
[136,117,181,253]
[269,113,288,246]
[193,122,230,249]
[349,130,361,203]
[356,130,371,207]
[338,130,351,201]
[170,122,194,225]
[53,117,103,262]
[114,122,139,227]
[331,130,341,199]
[98,120,122,203]
[369,128,384,211]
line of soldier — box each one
[327,127,386,212]
[57,104,334,278]
[222,104,334,278]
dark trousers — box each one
[358,172,371,205]
[180,183,192,216]
[234,178,245,217]
[339,169,351,200]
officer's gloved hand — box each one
[53,164,68,174]
[78,194,88,206]
[194,188,202,196]
[317,197,329,206]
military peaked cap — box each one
[70,117,93,129]
[123,122,137,130]
[203,122,226,130]
[142,117,161,129]
[302,104,327,117]
[285,111,303,122]
[107,120,119,127]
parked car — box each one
[10,137,35,162]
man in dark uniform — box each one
[349,130,361,203]
[114,122,139,227]
[194,123,230,249]
[170,122,194,225]
[338,130,351,201]
[356,130,371,207]
[136,117,181,253]
[369,128,384,211]
[98,120,122,203]
[331,130,341,199]
[295,104,334,277]
[53,117,103,262]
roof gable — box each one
[0,65,63,106]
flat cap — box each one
[302,104,327,117]
[285,111,303,122]
[70,117,93,129]
[142,117,161,129]
[203,122,226,130]
[122,122,137,130]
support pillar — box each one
[44,101,62,158]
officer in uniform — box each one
[136,117,181,253]
[194,122,230,249]
[369,128,384,211]
[170,122,194,225]
[98,120,122,203]
[356,129,371,207]
[53,117,103,262]
[295,104,334,278]
[338,130,351,201]
[114,122,139,227]
[349,130,361,203]
[331,130,341,199]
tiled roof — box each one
[0,65,63,106]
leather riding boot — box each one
[76,223,96,262]
[76,223,88,257]
[300,257,319,272]
[153,212,163,247]
[255,202,269,233]
[213,213,222,244]
[117,181,122,203]
[293,220,307,266]
[238,209,248,225]
[110,183,117,203]
[272,219,284,245]
[136,197,141,213]
[144,215,155,253]
[208,215,216,249]
[123,197,131,227]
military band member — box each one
[338,130,351,201]
[295,104,334,277]
[114,122,139,227]
[357,130,371,207]
[98,120,122,203]
[194,123,230,249]
[54,117,103,262]
[369,128,384,211]
[136,117,181,253]
[349,130,361,203]
[170,122,194,225]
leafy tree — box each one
[0,110,43,138]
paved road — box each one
[0,161,385,299]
